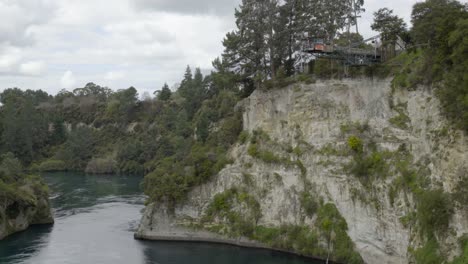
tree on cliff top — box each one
[371,8,407,45]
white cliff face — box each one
[137,78,467,264]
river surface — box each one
[0,172,323,264]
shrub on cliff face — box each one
[316,203,364,264]
[299,191,318,217]
[450,235,468,264]
[413,239,444,264]
[416,189,453,236]
[347,136,363,153]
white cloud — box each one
[133,0,240,15]
[0,0,56,46]
[60,70,76,89]
[0,47,22,73]
[104,71,126,81]
[19,61,46,76]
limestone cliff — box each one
[0,176,54,240]
[137,78,467,263]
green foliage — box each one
[253,225,321,257]
[143,158,188,207]
[346,137,390,188]
[204,188,261,237]
[316,203,364,264]
[391,0,468,132]
[256,150,282,163]
[317,143,344,156]
[438,17,468,131]
[299,191,318,217]
[156,83,172,101]
[347,136,363,153]
[0,153,23,181]
[292,146,303,156]
[56,126,96,170]
[296,160,307,177]
[340,121,370,135]
[313,58,344,79]
[371,8,407,44]
[416,189,453,236]
[413,239,444,264]
[389,50,426,90]
[105,87,138,123]
[238,131,249,144]
[248,142,294,166]
[141,88,242,204]
[296,74,315,84]
[37,159,67,172]
[450,235,468,264]
[0,90,49,164]
[0,153,50,211]
[453,172,468,206]
[389,105,411,129]
[204,197,362,263]
[85,158,116,174]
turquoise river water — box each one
[0,172,323,264]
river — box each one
[0,172,323,264]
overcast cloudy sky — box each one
[0,0,466,95]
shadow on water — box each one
[0,225,53,263]
[139,241,326,264]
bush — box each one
[347,136,363,153]
[413,239,443,264]
[313,58,344,79]
[316,203,364,264]
[416,189,453,236]
[238,131,249,144]
[204,188,261,236]
[248,146,287,164]
[119,160,145,175]
[0,153,23,180]
[450,235,468,264]
[85,158,116,174]
[347,150,389,188]
[299,191,318,217]
[38,159,67,172]
[389,108,410,129]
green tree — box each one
[411,0,466,49]
[439,18,468,131]
[0,153,23,181]
[179,67,207,119]
[157,83,172,101]
[58,126,95,170]
[106,87,138,122]
[372,8,407,45]
[1,92,49,164]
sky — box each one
[0,0,465,95]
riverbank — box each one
[134,204,332,263]
[0,175,54,240]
